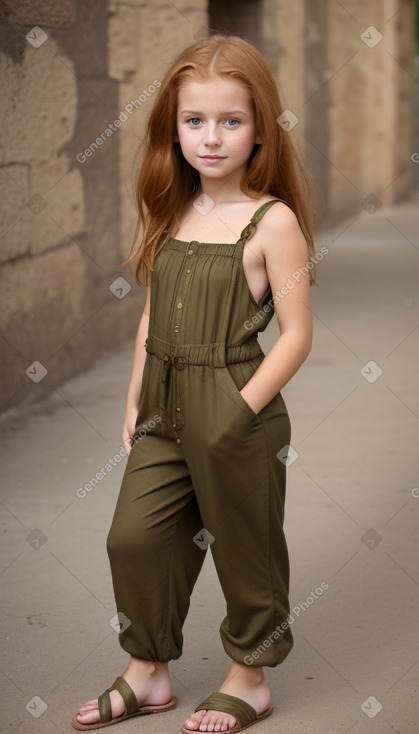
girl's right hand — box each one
[122,404,139,456]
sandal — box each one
[181,691,273,733]
[71,675,178,730]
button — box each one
[186,268,191,273]
[172,423,176,428]
[188,249,194,255]
[176,438,181,444]
[177,302,183,309]
[174,325,179,332]
[176,407,181,412]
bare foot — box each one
[74,657,172,727]
[183,662,271,732]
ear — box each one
[255,134,262,144]
[173,133,179,142]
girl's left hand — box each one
[239,388,260,415]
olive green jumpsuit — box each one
[107,199,294,667]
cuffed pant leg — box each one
[181,368,293,667]
[106,433,206,661]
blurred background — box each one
[1,3,419,734]
[0,0,417,409]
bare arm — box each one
[122,284,151,454]
[240,206,313,414]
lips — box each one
[199,155,226,160]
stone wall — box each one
[0,0,415,411]
[325,0,415,220]
[0,0,207,412]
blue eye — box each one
[187,118,201,126]
[225,119,239,127]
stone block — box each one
[0,161,84,264]
[0,40,77,166]
[3,0,76,28]
[0,242,86,351]
[0,164,31,263]
[30,162,85,256]
[108,3,139,82]
[0,249,141,411]
[137,5,195,75]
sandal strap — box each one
[194,692,256,727]
[98,676,138,723]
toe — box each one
[225,713,237,730]
[79,701,99,716]
[200,710,237,732]
[76,709,100,724]
[78,700,98,715]
[183,710,206,731]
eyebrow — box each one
[179,110,248,116]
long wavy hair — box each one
[124,34,317,286]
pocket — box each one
[221,366,259,421]
[138,353,151,408]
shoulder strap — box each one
[238,199,290,243]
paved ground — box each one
[1,194,419,734]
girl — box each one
[72,33,316,734]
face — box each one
[175,76,261,183]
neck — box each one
[195,168,247,204]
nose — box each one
[204,121,221,146]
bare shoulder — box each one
[257,199,308,258]
[261,199,301,235]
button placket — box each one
[167,354,186,432]
[172,242,197,338]
[167,242,197,433]
[174,360,185,430]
